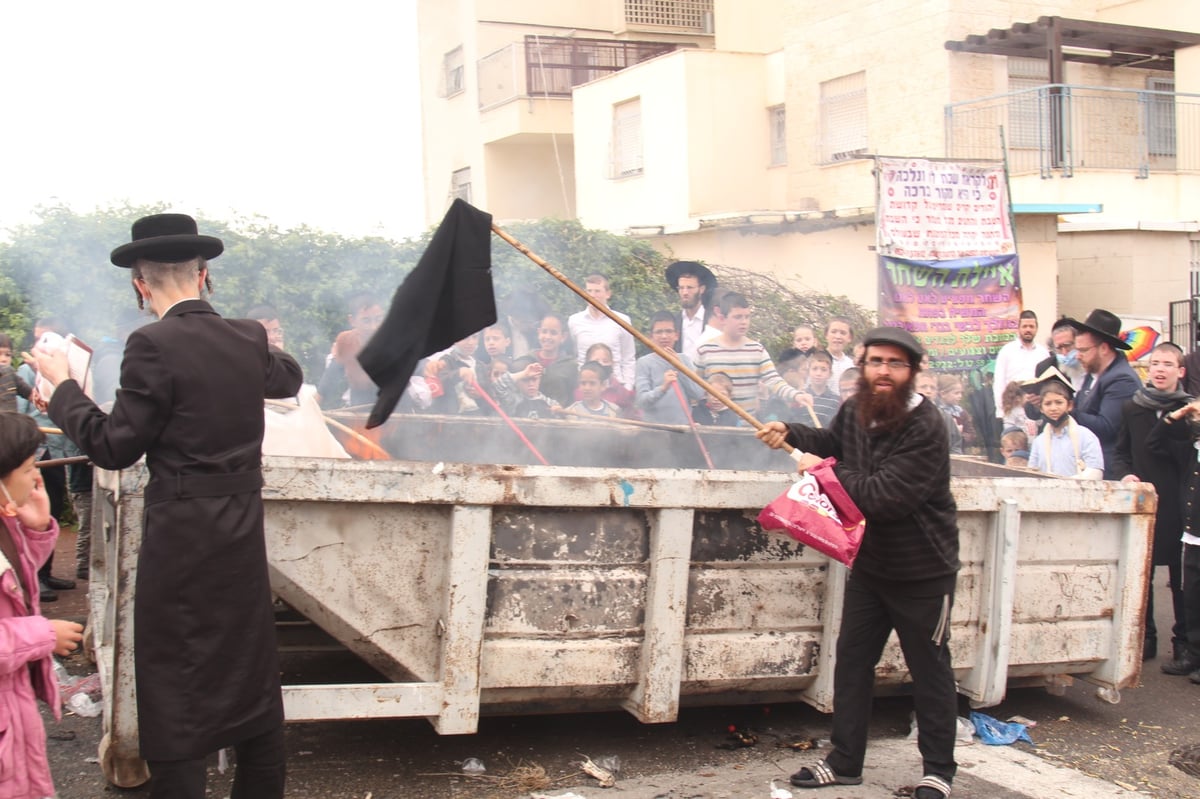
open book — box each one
[34,332,93,402]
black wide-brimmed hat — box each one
[664,260,717,292]
[1066,309,1131,351]
[861,326,925,364]
[110,213,224,268]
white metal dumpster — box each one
[87,423,1153,785]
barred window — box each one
[1008,57,1047,148]
[625,0,713,32]
[451,168,472,203]
[611,99,644,178]
[819,72,867,163]
[1148,76,1176,157]
[769,105,786,166]
[443,46,465,97]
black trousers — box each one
[36,455,65,582]
[1182,544,1200,660]
[147,725,285,799]
[825,571,958,783]
[1145,558,1186,650]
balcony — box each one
[478,36,677,111]
[945,84,1200,178]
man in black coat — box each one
[33,214,303,799]
[1068,309,1141,479]
[1110,342,1192,661]
[758,327,959,799]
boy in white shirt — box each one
[1027,367,1103,479]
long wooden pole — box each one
[551,406,687,433]
[671,381,715,469]
[491,223,795,454]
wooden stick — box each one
[469,381,549,465]
[672,381,715,469]
[490,223,796,452]
[551,406,688,433]
[806,403,823,429]
[38,427,63,436]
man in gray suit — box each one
[33,213,302,799]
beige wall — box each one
[484,138,576,220]
[1056,230,1192,321]
[1098,1,1200,32]
[713,0,785,53]
[574,50,776,231]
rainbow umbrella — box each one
[1121,326,1160,361]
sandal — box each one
[789,760,864,788]
[913,774,952,798]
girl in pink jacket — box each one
[0,412,84,799]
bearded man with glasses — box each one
[757,327,959,799]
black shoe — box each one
[1162,655,1200,675]
[39,584,58,603]
[1190,668,1200,685]
[76,568,89,580]
[42,576,76,590]
[1144,637,1158,661]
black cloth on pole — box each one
[359,199,497,428]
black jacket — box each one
[784,396,959,581]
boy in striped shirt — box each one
[694,292,803,416]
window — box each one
[451,168,471,203]
[611,99,643,178]
[1008,57,1047,148]
[1148,76,1176,157]
[442,46,464,97]
[625,0,713,32]
[819,72,867,163]
[769,105,786,166]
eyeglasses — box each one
[1074,345,1096,354]
[1054,343,1074,353]
[864,358,911,371]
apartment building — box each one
[418,1,1200,334]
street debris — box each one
[579,754,616,787]
[717,725,759,749]
[769,779,793,798]
[461,757,486,774]
[1169,743,1200,778]
[970,711,1034,745]
[423,760,556,792]
[778,736,820,751]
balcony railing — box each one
[945,84,1200,177]
[478,36,676,111]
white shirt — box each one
[829,352,855,386]
[992,338,1049,418]
[679,305,707,362]
[568,307,636,389]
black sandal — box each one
[913,774,952,798]
[789,760,863,788]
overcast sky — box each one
[0,2,426,241]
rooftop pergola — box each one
[945,16,1200,79]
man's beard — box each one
[856,374,915,434]
[680,294,700,311]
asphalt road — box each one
[41,532,1200,799]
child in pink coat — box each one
[0,412,84,799]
